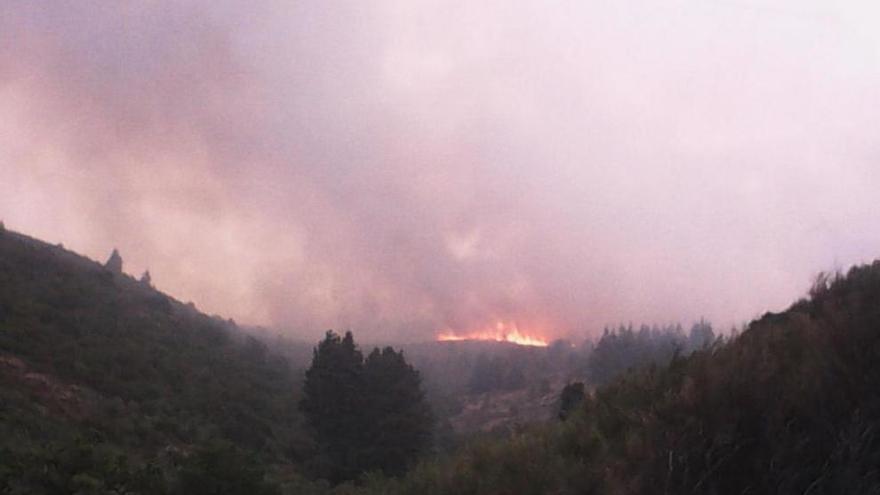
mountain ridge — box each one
[0,226,311,492]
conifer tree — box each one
[105,248,123,273]
[300,331,365,481]
[300,332,432,481]
[362,347,433,476]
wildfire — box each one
[436,321,549,347]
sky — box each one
[2,0,880,342]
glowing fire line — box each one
[436,322,549,347]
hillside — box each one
[340,263,880,495]
[5,225,880,494]
[404,340,587,440]
[0,227,588,492]
[0,228,310,492]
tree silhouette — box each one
[362,347,433,476]
[300,331,432,481]
[105,248,123,273]
[300,331,365,482]
[688,318,715,350]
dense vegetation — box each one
[0,230,309,492]
[301,331,432,482]
[339,265,880,494]
[0,229,449,492]
[587,320,719,385]
[5,226,880,494]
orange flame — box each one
[436,321,549,347]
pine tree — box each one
[362,347,433,476]
[105,249,123,274]
[300,331,365,482]
[688,319,715,350]
[300,332,433,481]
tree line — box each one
[587,319,720,385]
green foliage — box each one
[175,441,280,495]
[8,227,880,494]
[301,332,433,482]
[588,321,718,385]
[358,261,880,494]
[0,230,307,492]
[0,439,169,495]
[361,347,433,477]
[301,331,367,482]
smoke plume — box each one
[3,0,880,341]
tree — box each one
[362,347,433,476]
[105,248,123,273]
[300,331,433,481]
[588,323,692,385]
[688,319,715,350]
[300,331,365,482]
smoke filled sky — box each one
[2,1,880,341]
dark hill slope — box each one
[365,263,880,495]
[0,229,308,492]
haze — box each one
[2,0,879,341]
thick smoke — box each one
[2,0,880,341]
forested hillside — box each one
[5,225,880,494]
[343,263,880,494]
[0,229,310,492]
